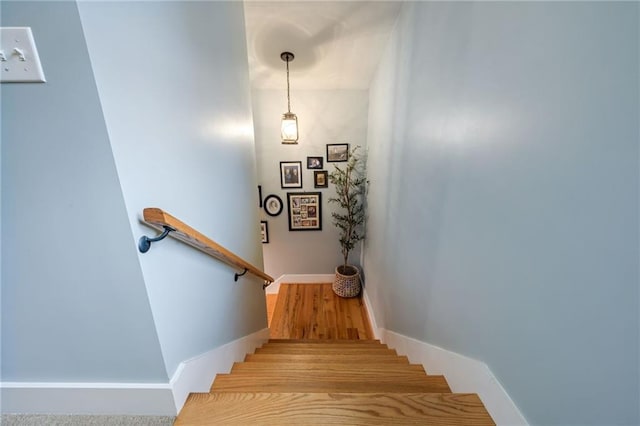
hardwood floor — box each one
[268,283,373,340]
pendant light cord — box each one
[286,57,291,113]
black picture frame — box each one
[326,143,349,162]
[307,156,323,169]
[264,194,283,217]
[260,221,269,243]
[258,185,263,207]
[314,170,328,188]
[287,192,322,231]
[280,161,303,188]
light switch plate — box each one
[1,27,46,83]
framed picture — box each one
[258,185,263,207]
[260,221,269,243]
[280,161,303,188]
[326,143,349,162]
[307,156,323,169]
[264,194,283,217]
[314,170,328,188]
[287,192,322,231]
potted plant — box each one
[328,146,367,297]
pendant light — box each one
[280,51,298,144]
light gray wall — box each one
[1,1,167,382]
[364,2,639,425]
[252,89,368,279]
[0,19,3,381]
[77,1,267,378]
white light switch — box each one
[1,27,46,83]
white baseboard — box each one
[265,274,335,294]
[362,289,527,425]
[0,382,175,415]
[380,330,528,425]
[0,328,270,416]
[361,288,382,340]
[170,327,269,412]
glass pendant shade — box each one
[281,112,299,144]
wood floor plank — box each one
[175,392,495,425]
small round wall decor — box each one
[264,194,283,217]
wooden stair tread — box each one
[244,354,412,363]
[221,370,431,380]
[175,392,495,425]
[210,374,451,393]
[261,342,388,349]
[255,347,397,355]
[268,339,381,344]
[231,362,426,373]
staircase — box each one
[175,339,495,425]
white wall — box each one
[1,1,167,382]
[252,89,368,278]
[364,2,638,425]
[77,1,267,379]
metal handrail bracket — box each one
[138,225,176,253]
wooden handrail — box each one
[141,207,274,284]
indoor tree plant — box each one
[328,145,367,297]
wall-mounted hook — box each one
[234,268,248,282]
[138,226,175,253]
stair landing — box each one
[268,283,372,340]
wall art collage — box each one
[258,143,349,241]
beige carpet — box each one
[1,415,175,426]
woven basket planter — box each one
[332,265,361,298]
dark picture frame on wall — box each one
[314,170,328,188]
[263,194,283,217]
[280,161,303,188]
[260,221,269,243]
[307,156,323,169]
[287,192,322,231]
[326,143,349,162]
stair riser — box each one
[211,375,451,393]
[255,348,397,355]
[211,382,452,393]
[231,363,426,374]
[244,354,412,363]
[267,339,381,345]
[224,372,432,380]
[260,344,389,350]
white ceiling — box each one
[243,1,402,90]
